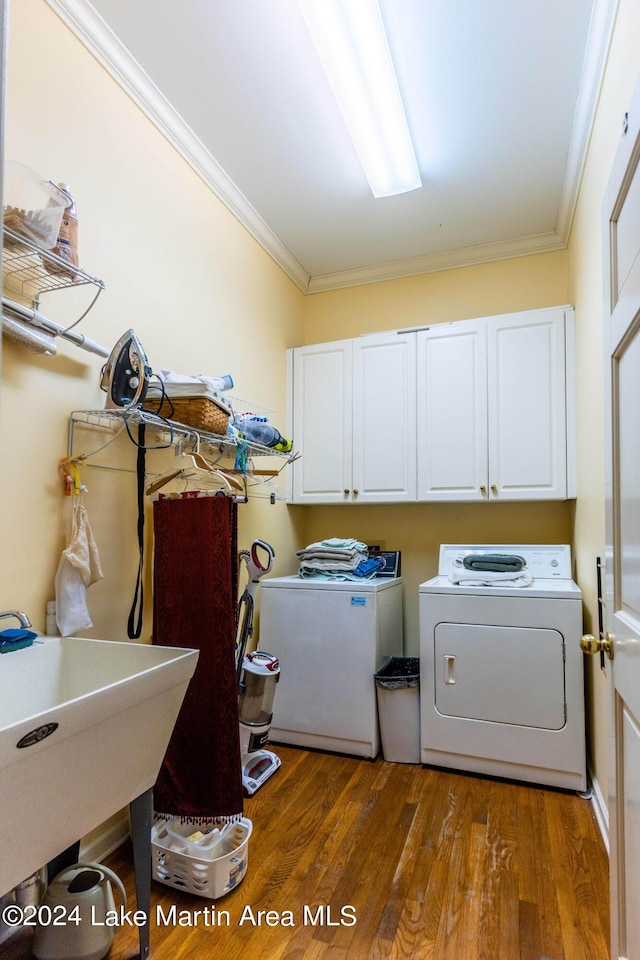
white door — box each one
[487,308,568,500]
[416,321,488,501]
[602,74,640,960]
[352,332,416,502]
[289,340,353,503]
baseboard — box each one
[79,810,130,864]
[588,765,609,855]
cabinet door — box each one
[352,332,416,502]
[487,308,567,500]
[289,340,353,504]
[417,321,488,501]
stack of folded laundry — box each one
[449,552,533,587]
[296,537,383,581]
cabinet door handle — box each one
[491,484,498,495]
[344,489,350,495]
[480,485,487,496]
[353,489,359,496]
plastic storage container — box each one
[151,817,252,899]
[3,161,69,249]
[374,657,421,763]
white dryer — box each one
[419,545,586,791]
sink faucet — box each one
[0,610,33,629]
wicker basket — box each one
[145,394,230,435]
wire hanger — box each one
[145,452,244,496]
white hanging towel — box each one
[55,502,103,636]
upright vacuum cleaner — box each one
[236,540,281,795]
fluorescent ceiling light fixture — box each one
[297,0,421,198]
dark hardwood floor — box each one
[3,746,609,959]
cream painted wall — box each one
[0,0,305,641]
[302,250,569,343]
[299,253,573,654]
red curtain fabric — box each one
[152,493,243,822]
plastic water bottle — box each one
[236,416,292,452]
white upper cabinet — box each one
[288,306,575,505]
[288,339,353,504]
[487,308,570,500]
[352,332,417,503]
[288,332,417,504]
[416,319,488,500]
[417,306,575,501]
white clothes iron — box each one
[100,329,151,409]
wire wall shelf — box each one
[68,408,294,504]
[69,407,293,461]
[2,227,105,302]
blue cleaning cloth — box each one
[0,628,37,653]
[353,557,384,578]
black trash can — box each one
[374,657,420,763]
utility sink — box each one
[0,636,198,896]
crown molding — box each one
[44,0,311,293]
[307,232,566,293]
[554,0,620,243]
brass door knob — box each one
[580,633,615,660]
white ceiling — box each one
[56,0,609,292]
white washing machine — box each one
[260,576,403,758]
[419,545,586,791]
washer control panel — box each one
[438,544,572,579]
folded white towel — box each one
[321,538,368,550]
[156,369,232,393]
[299,557,361,574]
[449,569,533,588]
[296,538,368,559]
[296,549,362,562]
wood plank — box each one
[529,787,566,960]
[543,789,610,960]
[1,749,609,960]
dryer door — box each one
[434,623,566,729]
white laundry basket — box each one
[151,817,252,899]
